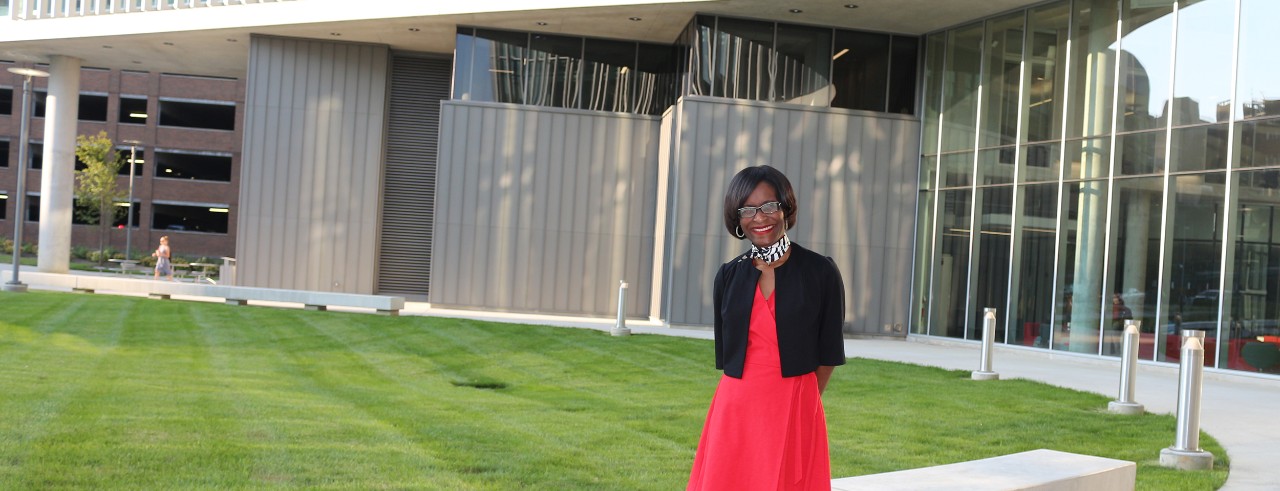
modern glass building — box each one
[2,0,1279,376]
[914,0,1280,372]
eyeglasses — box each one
[738,201,782,218]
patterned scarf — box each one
[749,234,790,264]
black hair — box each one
[721,165,798,239]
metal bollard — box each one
[971,308,999,380]
[611,280,630,337]
[1108,320,1145,415]
[1159,330,1214,470]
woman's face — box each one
[739,182,787,248]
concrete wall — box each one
[656,96,920,335]
[237,35,388,292]
[432,101,661,317]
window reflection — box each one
[1239,118,1280,168]
[527,34,582,109]
[921,33,946,156]
[936,189,973,338]
[831,30,888,111]
[775,23,831,106]
[1164,173,1225,362]
[887,36,919,115]
[1116,130,1165,176]
[981,12,1023,148]
[1058,179,1110,354]
[455,27,675,115]
[712,17,775,101]
[1066,0,1118,138]
[1105,177,1163,356]
[1021,142,1061,183]
[1118,0,1173,133]
[1170,124,1228,172]
[976,186,1014,341]
[1172,0,1234,125]
[1025,2,1069,143]
[941,23,983,152]
[1236,0,1280,119]
[978,147,1015,185]
[1232,170,1280,371]
[1014,183,1058,347]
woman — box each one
[153,236,173,281]
[687,165,846,491]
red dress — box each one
[687,285,831,491]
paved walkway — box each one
[4,265,1276,489]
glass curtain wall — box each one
[917,0,1280,374]
[679,15,919,114]
[453,27,676,115]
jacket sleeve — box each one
[819,256,848,367]
[713,263,727,370]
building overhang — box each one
[1,0,1043,78]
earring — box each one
[735,226,745,238]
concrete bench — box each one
[20,272,404,315]
[831,449,1135,491]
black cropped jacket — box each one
[712,243,847,378]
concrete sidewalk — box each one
[5,266,1275,489]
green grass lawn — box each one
[0,291,1227,490]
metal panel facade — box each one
[657,96,921,334]
[433,101,661,317]
[238,36,388,292]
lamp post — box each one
[4,67,51,293]
[120,139,142,261]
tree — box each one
[74,131,125,264]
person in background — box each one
[153,236,173,281]
[687,165,847,491]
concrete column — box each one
[37,55,81,274]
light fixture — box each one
[5,66,50,293]
[833,48,849,60]
[209,208,229,213]
[408,27,420,32]
[163,41,175,46]
[535,21,548,26]
[844,4,859,8]
[164,168,173,173]
[789,9,802,13]
[629,17,642,21]
[129,112,148,119]
[102,45,113,49]
[330,32,341,36]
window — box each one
[119,96,148,124]
[25,194,38,221]
[151,203,229,234]
[832,30,889,112]
[29,91,110,121]
[154,150,232,182]
[79,94,108,122]
[28,142,41,169]
[0,192,6,220]
[455,27,678,115]
[0,87,12,115]
[0,139,8,167]
[117,147,145,176]
[74,199,140,227]
[158,99,236,131]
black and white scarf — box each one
[749,234,790,264]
